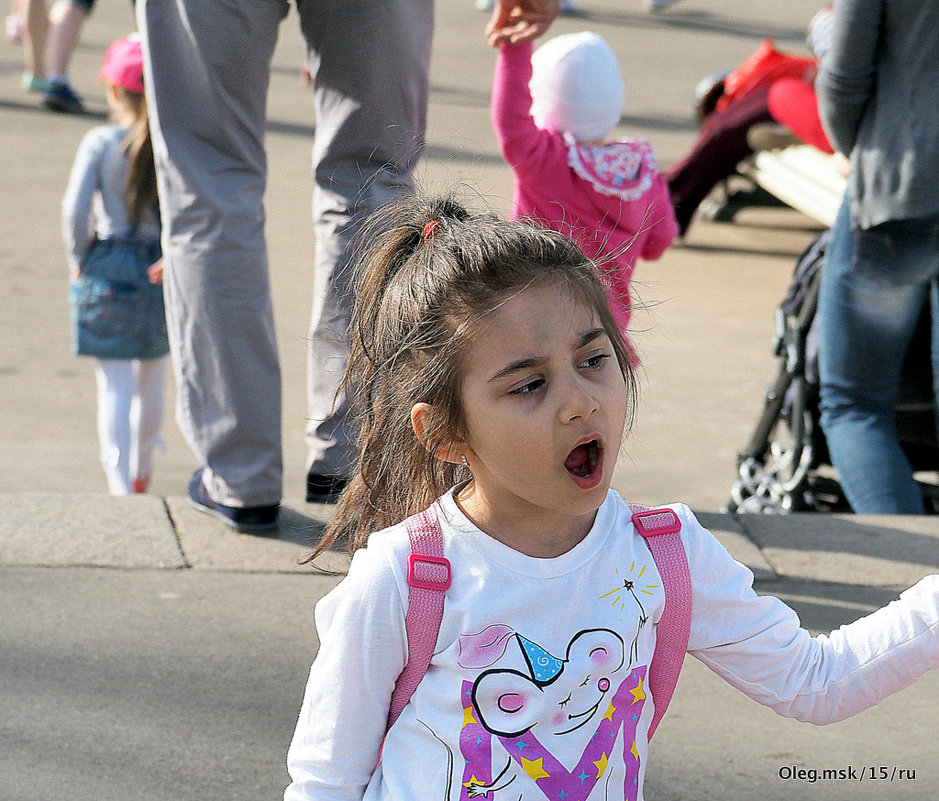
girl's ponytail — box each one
[310,196,474,558]
[119,90,158,224]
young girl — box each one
[284,193,939,800]
[63,33,168,495]
[490,30,678,335]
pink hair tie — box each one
[422,220,440,242]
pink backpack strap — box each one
[629,504,692,739]
[386,505,451,732]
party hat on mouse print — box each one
[517,635,564,684]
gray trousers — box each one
[137,0,433,506]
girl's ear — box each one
[411,402,467,464]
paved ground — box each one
[2,1,938,799]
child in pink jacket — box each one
[492,31,678,334]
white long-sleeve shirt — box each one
[285,489,939,801]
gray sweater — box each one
[816,0,939,229]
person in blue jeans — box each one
[818,205,939,513]
[815,0,939,514]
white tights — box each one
[94,356,168,495]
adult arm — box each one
[815,0,882,155]
[679,506,939,725]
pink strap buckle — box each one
[407,553,451,591]
[631,508,682,537]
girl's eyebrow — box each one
[577,327,607,349]
[488,356,545,383]
[488,327,607,383]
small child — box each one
[63,33,168,495]
[284,193,939,801]
[491,30,678,335]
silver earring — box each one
[460,454,469,469]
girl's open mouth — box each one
[564,440,603,488]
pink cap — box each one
[100,33,144,93]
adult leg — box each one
[818,202,939,513]
[44,0,84,77]
[666,88,774,235]
[95,359,135,495]
[129,354,168,491]
[137,0,288,508]
[41,0,88,111]
[299,0,434,491]
[21,0,47,87]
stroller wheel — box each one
[729,379,817,514]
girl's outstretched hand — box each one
[148,258,164,285]
[486,0,559,46]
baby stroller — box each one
[727,231,939,514]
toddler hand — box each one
[148,258,165,285]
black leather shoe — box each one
[306,473,348,504]
[188,469,279,533]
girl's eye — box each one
[559,694,571,708]
[580,675,591,687]
[509,378,544,396]
[581,353,611,370]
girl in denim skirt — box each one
[63,33,168,495]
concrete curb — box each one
[3,493,936,592]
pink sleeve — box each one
[638,173,679,260]
[491,40,550,167]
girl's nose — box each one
[560,379,599,423]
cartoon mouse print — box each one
[453,626,648,801]
[472,628,626,739]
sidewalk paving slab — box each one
[738,513,939,589]
[0,492,184,569]
[166,497,328,573]
[695,511,777,581]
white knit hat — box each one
[530,31,624,142]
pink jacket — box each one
[492,41,678,329]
